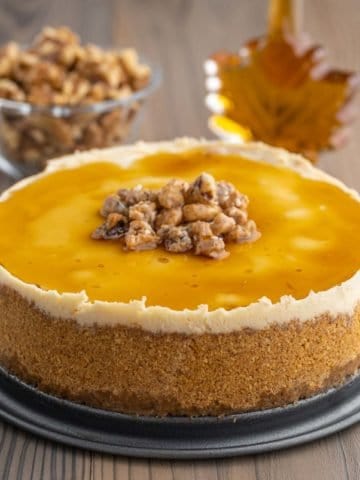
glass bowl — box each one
[0,63,161,179]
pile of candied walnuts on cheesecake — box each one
[92,172,260,259]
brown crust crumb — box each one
[92,172,261,259]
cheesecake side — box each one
[1,286,359,416]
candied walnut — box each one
[155,207,182,228]
[33,26,79,50]
[225,206,248,225]
[34,39,81,67]
[183,203,220,222]
[11,53,39,86]
[159,226,193,253]
[0,43,19,77]
[189,220,228,259]
[26,116,73,148]
[186,172,217,204]
[24,62,65,89]
[119,48,151,90]
[188,220,213,239]
[76,45,125,88]
[106,212,127,230]
[225,220,260,244]
[129,201,157,225]
[0,79,25,101]
[232,192,248,209]
[106,85,132,100]
[125,220,160,251]
[87,82,108,102]
[211,213,236,235]
[195,236,229,260]
[216,181,234,208]
[118,185,157,206]
[158,179,188,209]
[217,181,249,209]
[91,213,128,240]
[31,28,81,69]
[26,84,54,105]
[61,73,91,104]
[100,194,128,217]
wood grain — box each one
[0,0,360,478]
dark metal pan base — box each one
[0,367,359,459]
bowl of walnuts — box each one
[0,26,161,177]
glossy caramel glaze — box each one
[0,149,359,310]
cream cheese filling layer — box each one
[0,138,359,334]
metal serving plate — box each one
[0,366,359,459]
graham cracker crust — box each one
[0,285,360,416]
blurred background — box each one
[0,0,359,178]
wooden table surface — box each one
[0,0,360,478]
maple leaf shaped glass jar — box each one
[204,0,359,162]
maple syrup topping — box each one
[92,173,260,260]
[0,148,359,310]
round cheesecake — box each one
[0,138,359,416]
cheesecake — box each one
[0,138,359,416]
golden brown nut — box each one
[183,203,220,222]
[188,220,213,239]
[186,172,218,204]
[217,180,249,209]
[129,201,157,225]
[211,212,236,235]
[159,225,193,253]
[125,220,160,251]
[118,185,157,206]
[225,220,260,244]
[91,213,128,240]
[194,236,229,260]
[225,206,248,225]
[0,79,25,101]
[158,179,189,209]
[100,194,128,217]
[155,207,183,228]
